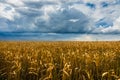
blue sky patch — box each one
[86,3,96,9]
[101,2,108,7]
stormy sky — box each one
[0,0,120,41]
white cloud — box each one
[69,34,120,41]
[72,4,92,16]
[82,0,116,4]
[0,3,19,21]
[69,19,79,22]
[40,5,57,21]
[72,0,120,23]
[6,0,24,6]
[99,17,120,33]
[73,34,93,41]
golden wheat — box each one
[0,41,120,80]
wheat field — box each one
[0,41,120,80]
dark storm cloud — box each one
[34,7,93,33]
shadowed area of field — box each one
[0,41,120,80]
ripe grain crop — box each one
[0,41,120,80]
